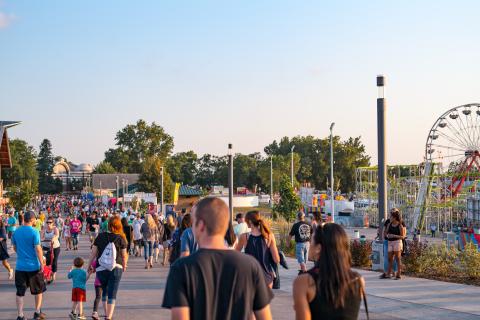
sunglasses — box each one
[47,221,54,224]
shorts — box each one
[15,270,47,296]
[8,231,13,239]
[134,240,143,246]
[295,242,310,264]
[388,240,403,252]
[72,288,86,302]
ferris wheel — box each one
[425,103,480,197]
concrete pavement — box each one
[0,234,479,319]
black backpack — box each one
[169,229,182,264]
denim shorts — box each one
[97,268,123,304]
[295,242,310,264]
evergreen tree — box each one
[37,139,56,193]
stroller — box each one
[43,244,54,284]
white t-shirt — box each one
[234,222,250,237]
[133,219,144,240]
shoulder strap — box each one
[360,280,369,320]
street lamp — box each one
[228,144,234,222]
[115,176,119,210]
[270,155,273,208]
[160,167,164,213]
[290,145,295,187]
[330,122,335,223]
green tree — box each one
[94,161,116,174]
[137,156,174,203]
[265,135,370,192]
[273,175,302,221]
[8,180,36,209]
[257,154,300,193]
[105,120,174,173]
[3,139,38,191]
[233,153,263,191]
[167,151,198,185]
[37,138,57,193]
[196,154,228,188]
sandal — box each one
[379,273,391,279]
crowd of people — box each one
[0,194,379,320]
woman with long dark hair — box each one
[0,218,13,280]
[235,210,280,288]
[380,209,406,280]
[293,223,365,320]
[121,217,133,255]
[41,217,61,282]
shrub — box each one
[350,240,372,268]
[416,244,458,278]
[458,242,480,279]
[271,218,296,257]
[403,240,428,274]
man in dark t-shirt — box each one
[162,198,273,320]
[289,211,313,274]
[86,212,100,245]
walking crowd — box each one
[0,194,377,320]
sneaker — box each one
[395,275,402,280]
[379,273,391,279]
[92,311,99,320]
[16,316,25,320]
[33,311,46,320]
[69,311,77,319]
[77,314,87,320]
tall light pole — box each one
[228,144,234,222]
[290,145,295,187]
[115,176,119,210]
[330,122,335,222]
[160,167,164,213]
[377,75,387,229]
[270,155,273,208]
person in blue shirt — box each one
[12,211,46,320]
[7,211,18,247]
[68,257,87,320]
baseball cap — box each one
[236,213,244,220]
[297,211,305,219]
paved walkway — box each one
[0,234,479,319]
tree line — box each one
[3,119,370,207]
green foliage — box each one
[257,154,300,194]
[94,161,116,174]
[37,138,59,194]
[458,243,480,279]
[264,135,370,192]
[271,218,296,256]
[195,154,228,188]
[402,240,428,274]
[273,175,301,222]
[8,180,36,209]
[416,244,458,277]
[105,120,174,173]
[167,151,198,185]
[137,156,174,203]
[350,240,372,268]
[3,139,38,193]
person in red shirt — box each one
[70,216,82,251]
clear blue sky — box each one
[1,0,480,166]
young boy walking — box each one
[68,257,87,320]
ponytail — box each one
[245,211,271,240]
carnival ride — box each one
[355,104,480,232]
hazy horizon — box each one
[2,1,480,166]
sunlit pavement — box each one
[1,234,480,319]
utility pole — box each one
[291,145,295,187]
[160,167,164,213]
[116,176,119,210]
[228,144,234,222]
[330,122,335,222]
[270,155,273,208]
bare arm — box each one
[52,227,60,243]
[269,234,280,264]
[121,248,128,271]
[293,275,312,320]
[254,305,272,320]
[35,245,44,272]
[171,307,189,320]
[87,246,98,273]
[234,233,247,251]
[180,251,190,258]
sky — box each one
[1,0,480,166]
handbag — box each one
[361,282,369,320]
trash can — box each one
[354,230,360,239]
[371,240,384,271]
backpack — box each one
[169,229,182,264]
[98,234,117,271]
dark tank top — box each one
[307,267,362,320]
[244,234,273,284]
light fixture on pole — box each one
[330,122,335,223]
[228,144,234,222]
[270,155,273,208]
[116,176,119,210]
[377,75,387,230]
[291,145,295,187]
[160,167,164,213]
